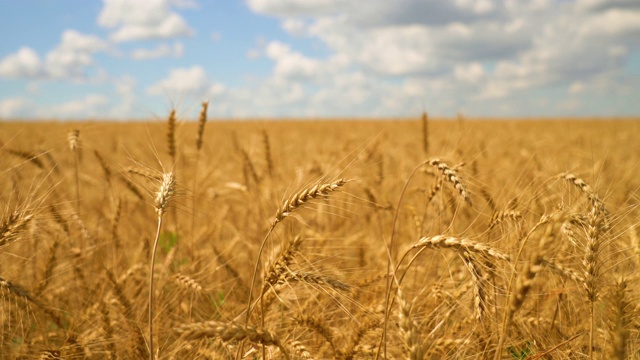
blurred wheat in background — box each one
[0,113,639,359]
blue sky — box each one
[0,0,639,120]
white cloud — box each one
[247,0,344,17]
[0,97,34,118]
[265,41,322,80]
[454,62,485,84]
[147,66,215,98]
[171,0,198,8]
[98,0,195,42]
[454,0,495,15]
[45,30,109,78]
[281,18,307,36]
[131,42,184,60]
[230,0,640,116]
[0,47,43,78]
[0,30,108,80]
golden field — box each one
[1,115,639,359]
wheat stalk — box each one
[149,172,175,360]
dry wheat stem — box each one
[380,161,438,360]
[149,172,175,360]
[191,100,209,257]
[494,214,560,360]
[246,179,349,323]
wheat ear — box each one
[426,159,471,205]
[413,235,509,261]
[294,314,337,354]
[149,172,175,360]
[195,100,208,151]
[167,109,176,163]
[608,278,629,360]
[191,100,208,255]
[0,211,33,250]
[274,178,348,225]
[397,287,422,360]
[584,203,605,359]
[175,321,290,359]
[244,178,350,357]
[68,129,81,208]
[262,129,274,177]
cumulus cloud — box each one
[281,18,307,36]
[265,41,322,80]
[0,30,108,80]
[131,42,184,60]
[0,47,44,78]
[45,30,109,78]
[239,0,640,116]
[98,0,195,42]
[147,66,225,99]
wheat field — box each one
[1,113,639,359]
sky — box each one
[0,0,639,120]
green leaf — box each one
[159,231,179,254]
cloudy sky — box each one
[0,0,639,120]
